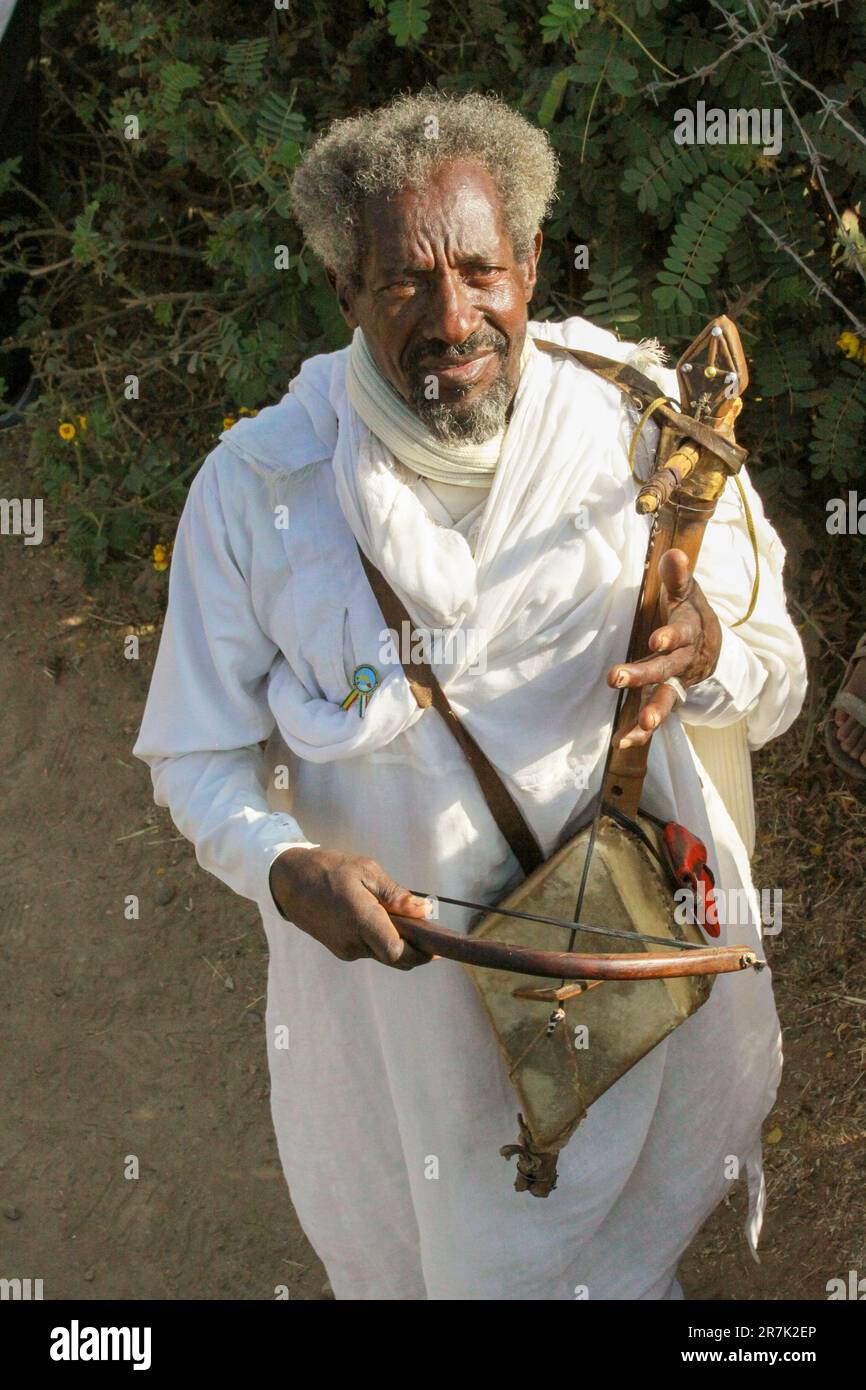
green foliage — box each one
[540,2,592,48]
[755,330,818,408]
[568,39,639,98]
[654,175,756,313]
[811,364,866,481]
[3,0,865,581]
[386,0,431,47]
[583,264,641,327]
[224,37,270,87]
[621,139,710,214]
[160,61,203,112]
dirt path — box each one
[1,441,863,1301]
[0,445,324,1299]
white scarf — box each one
[346,327,532,488]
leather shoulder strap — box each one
[531,337,665,410]
[533,337,745,473]
[356,548,543,877]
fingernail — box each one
[420,896,438,920]
[614,670,628,688]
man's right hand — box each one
[268,847,433,970]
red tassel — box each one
[662,822,720,938]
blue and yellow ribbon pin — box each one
[341,664,378,718]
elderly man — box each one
[134,92,806,1301]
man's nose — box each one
[420,269,482,346]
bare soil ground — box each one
[1,437,864,1301]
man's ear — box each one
[523,229,543,302]
[325,266,358,329]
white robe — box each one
[133,317,807,1300]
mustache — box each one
[404,330,508,373]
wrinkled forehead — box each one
[359,160,510,275]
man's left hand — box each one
[607,548,722,750]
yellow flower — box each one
[152,543,171,573]
[837,331,863,360]
[58,421,76,441]
[77,414,88,431]
[222,415,236,430]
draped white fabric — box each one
[133,316,807,1300]
[345,325,511,485]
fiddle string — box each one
[567,678,629,953]
[564,514,660,974]
[406,891,703,951]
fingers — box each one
[607,546,720,693]
[375,877,435,969]
[280,849,435,971]
[657,547,693,604]
[381,883,436,921]
[648,619,698,657]
[352,864,433,970]
[616,683,679,749]
[657,549,720,659]
[608,642,692,690]
[363,924,431,971]
[355,897,432,969]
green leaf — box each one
[540,0,592,46]
[583,263,642,330]
[256,92,305,151]
[224,37,269,87]
[810,362,866,480]
[622,140,711,213]
[605,54,639,98]
[653,174,756,307]
[160,61,202,111]
[538,69,571,128]
[386,0,431,47]
[568,35,613,87]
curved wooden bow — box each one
[392,913,760,981]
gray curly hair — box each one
[290,90,559,286]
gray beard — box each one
[408,371,513,445]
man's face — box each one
[333,159,542,443]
